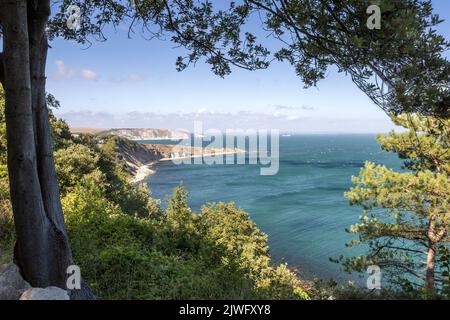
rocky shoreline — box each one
[114,139,245,184]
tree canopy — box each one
[0,0,449,299]
[343,114,450,297]
[0,107,310,299]
[47,0,450,116]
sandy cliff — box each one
[114,139,244,183]
[98,128,190,140]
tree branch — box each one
[161,0,256,72]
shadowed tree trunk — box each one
[0,0,94,299]
[425,217,446,296]
[425,241,436,296]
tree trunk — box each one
[2,0,50,287]
[26,0,74,287]
[425,242,436,296]
[426,217,438,296]
[1,0,94,299]
[28,0,71,241]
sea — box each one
[140,134,404,283]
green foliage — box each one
[49,113,73,151]
[343,114,450,297]
[54,135,159,218]
[377,114,450,174]
[63,182,308,300]
[308,279,423,300]
[3,148,306,300]
[438,245,450,298]
[46,91,73,151]
[1,98,307,299]
[198,202,308,299]
[55,143,103,194]
[0,164,13,266]
[48,1,449,116]
[96,137,157,218]
[0,87,13,265]
[1,89,76,266]
[1,98,157,226]
[0,86,6,165]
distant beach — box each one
[130,146,246,184]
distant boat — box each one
[282,134,292,137]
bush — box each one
[0,165,14,265]
[199,202,309,300]
[63,182,309,300]
[0,87,6,164]
[0,105,308,299]
[55,144,103,194]
[54,136,161,218]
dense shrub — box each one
[0,94,308,299]
[54,135,160,218]
[55,144,103,194]
[0,88,12,265]
[0,89,6,165]
[63,180,309,300]
[0,165,14,265]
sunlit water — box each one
[143,135,403,282]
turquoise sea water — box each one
[144,135,403,282]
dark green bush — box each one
[0,98,308,299]
[63,180,309,300]
[0,165,14,265]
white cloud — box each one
[57,110,309,131]
[274,104,315,111]
[108,73,146,83]
[52,60,99,81]
[80,69,99,81]
[56,109,399,134]
[53,60,76,80]
[127,73,145,81]
[286,115,303,121]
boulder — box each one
[0,263,31,300]
[20,287,69,300]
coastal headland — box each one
[70,128,246,184]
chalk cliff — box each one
[98,128,189,140]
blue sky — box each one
[48,1,450,133]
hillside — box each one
[97,128,190,140]
[70,127,107,135]
[112,137,244,183]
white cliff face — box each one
[98,128,189,140]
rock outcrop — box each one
[0,263,70,300]
[20,287,69,300]
[0,263,31,300]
